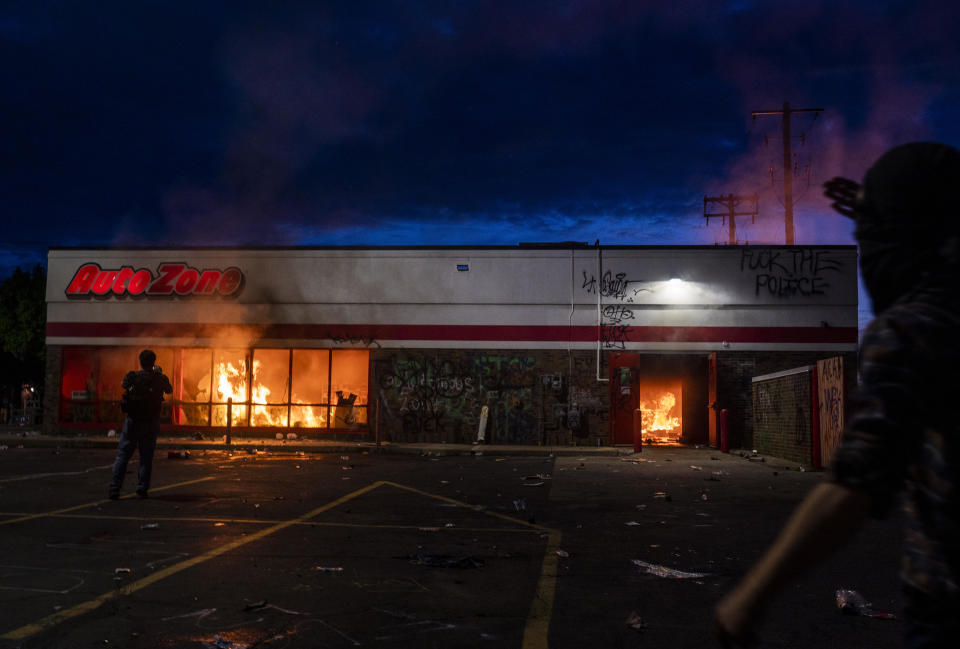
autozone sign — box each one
[65,262,244,298]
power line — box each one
[751,102,823,244]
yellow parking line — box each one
[521,530,562,649]
[378,480,556,532]
[0,477,216,527]
[0,480,386,641]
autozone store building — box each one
[43,245,858,449]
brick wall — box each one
[371,349,609,445]
[718,350,857,450]
[751,368,814,465]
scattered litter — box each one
[342,477,351,480]
[0,445,7,451]
[747,456,766,462]
[418,527,439,532]
[254,503,260,509]
[625,521,642,526]
[409,553,485,568]
[242,599,268,612]
[525,473,552,480]
[340,456,349,461]
[107,430,117,438]
[192,432,204,440]
[835,589,897,619]
[167,450,190,459]
[445,523,455,528]
[689,465,703,471]
[275,433,284,440]
[440,480,450,485]
[513,499,527,512]
[556,550,570,558]
[495,458,506,462]
[632,559,708,579]
[710,456,721,461]
[653,492,672,501]
[312,566,344,572]
[522,481,544,487]
[635,504,647,511]
[286,433,297,440]
[341,465,353,471]
[207,635,245,649]
[213,522,225,527]
[700,492,709,501]
[625,611,647,631]
[140,523,159,531]
[114,568,131,575]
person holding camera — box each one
[108,349,172,500]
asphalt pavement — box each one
[0,436,903,649]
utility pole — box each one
[704,194,759,245]
[751,102,823,244]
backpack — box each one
[121,371,164,421]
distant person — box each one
[715,142,960,648]
[109,349,172,499]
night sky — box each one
[3,1,960,326]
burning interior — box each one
[637,379,682,444]
[59,347,369,431]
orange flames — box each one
[638,382,682,444]
[210,357,325,428]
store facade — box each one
[44,245,859,448]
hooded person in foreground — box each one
[714,142,960,648]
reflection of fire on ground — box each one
[638,381,682,445]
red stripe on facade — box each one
[46,322,859,344]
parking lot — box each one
[0,444,903,648]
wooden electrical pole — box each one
[751,102,823,244]
[704,194,759,245]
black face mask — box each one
[826,142,960,313]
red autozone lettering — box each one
[65,262,244,298]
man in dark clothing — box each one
[715,142,960,648]
[109,349,172,500]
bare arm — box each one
[714,481,873,644]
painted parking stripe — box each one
[0,476,216,527]
[0,464,113,483]
[0,480,383,641]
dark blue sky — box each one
[3,0,959,325]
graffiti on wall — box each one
[375,353,602,444]
[817,356,845,467]
[582,267,652,349]
[740,248,844,298]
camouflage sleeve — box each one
[831,315,923,518]
[121,371,137,390]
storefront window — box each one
[291,350,330,428]
[59,346,368,431]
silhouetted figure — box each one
[716,142,960,647]
[109,349,172,499]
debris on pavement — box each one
[312,566,344,572]
[836,589,897,619]
[556,550,570,558]
[140,523,159,530]
[525,473,551,480]
[167,450,190,459]
[114,568,131,575]
[631,559,708,579]
[521,481,544,487]
[689,465,703,471]
[626,611,648,631]
[409,553,485,568]
[513,498,526,511]
[625,521,642,526]
[653,492,672,501]
[242,599,268,611]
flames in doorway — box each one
[637,379,682,445]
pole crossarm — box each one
[703,194,759,245]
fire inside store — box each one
[44,246,859,449]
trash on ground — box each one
[341,465,353,470]
[525,473,551,480]
[312,566,344,572]
[631,559,708,579]
[140,523,159,530]
[513,499,526,511]
[409,553,485,568]
[340,456,349,461]
[192,432,204,440]
[748,456,766,462]
[522,481,545,487]
[653,492,672,501]
[275,433,284,440]
[167,450,190,459]
[107,430,117,438]
[114,568,131,575]
[625,521,642,526]
[835,589,897,619]
[418,527,439,532]
[445,523,455,527]
[700,492,709,501]
[207,635,245,649]
[440,480,450,485]
[636,504,647,511]
[689,465,703,471]
[242,599,268,611]
[626,611,647,631]
[556,550,570,558]
[286,433,297,440]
